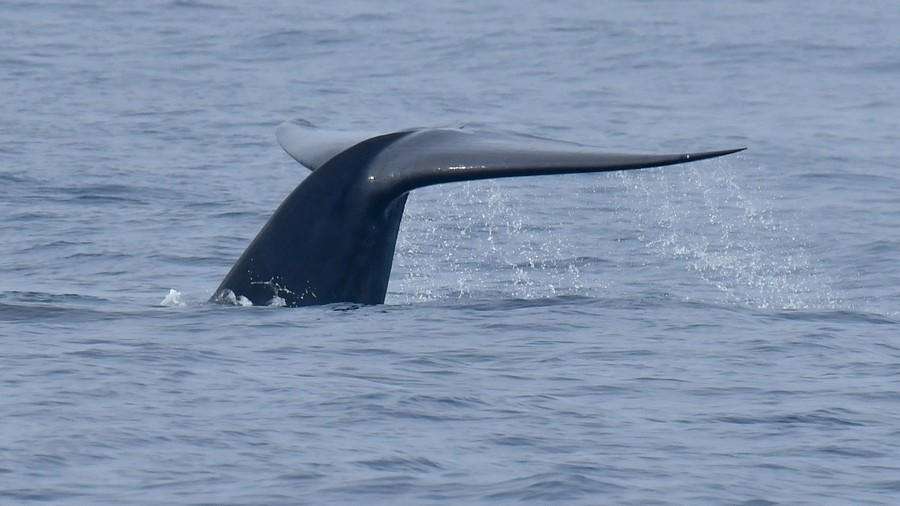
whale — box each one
[213,120,744,307]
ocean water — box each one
[2,0,900,504]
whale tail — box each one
[214,120,745,307]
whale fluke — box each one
[213,120,745,307]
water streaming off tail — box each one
[391,157,841,310]
[612,160,840,310]
[390,180,588,304]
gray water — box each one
[2,1,900,504]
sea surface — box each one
[2,1,900,504]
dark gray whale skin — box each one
[213,120,744,307]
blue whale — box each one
[213,120,744,307]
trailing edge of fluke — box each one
[213,119,745,307]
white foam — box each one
[159,289,185,307]
[214,289,254,307]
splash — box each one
[267,295,286,307]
